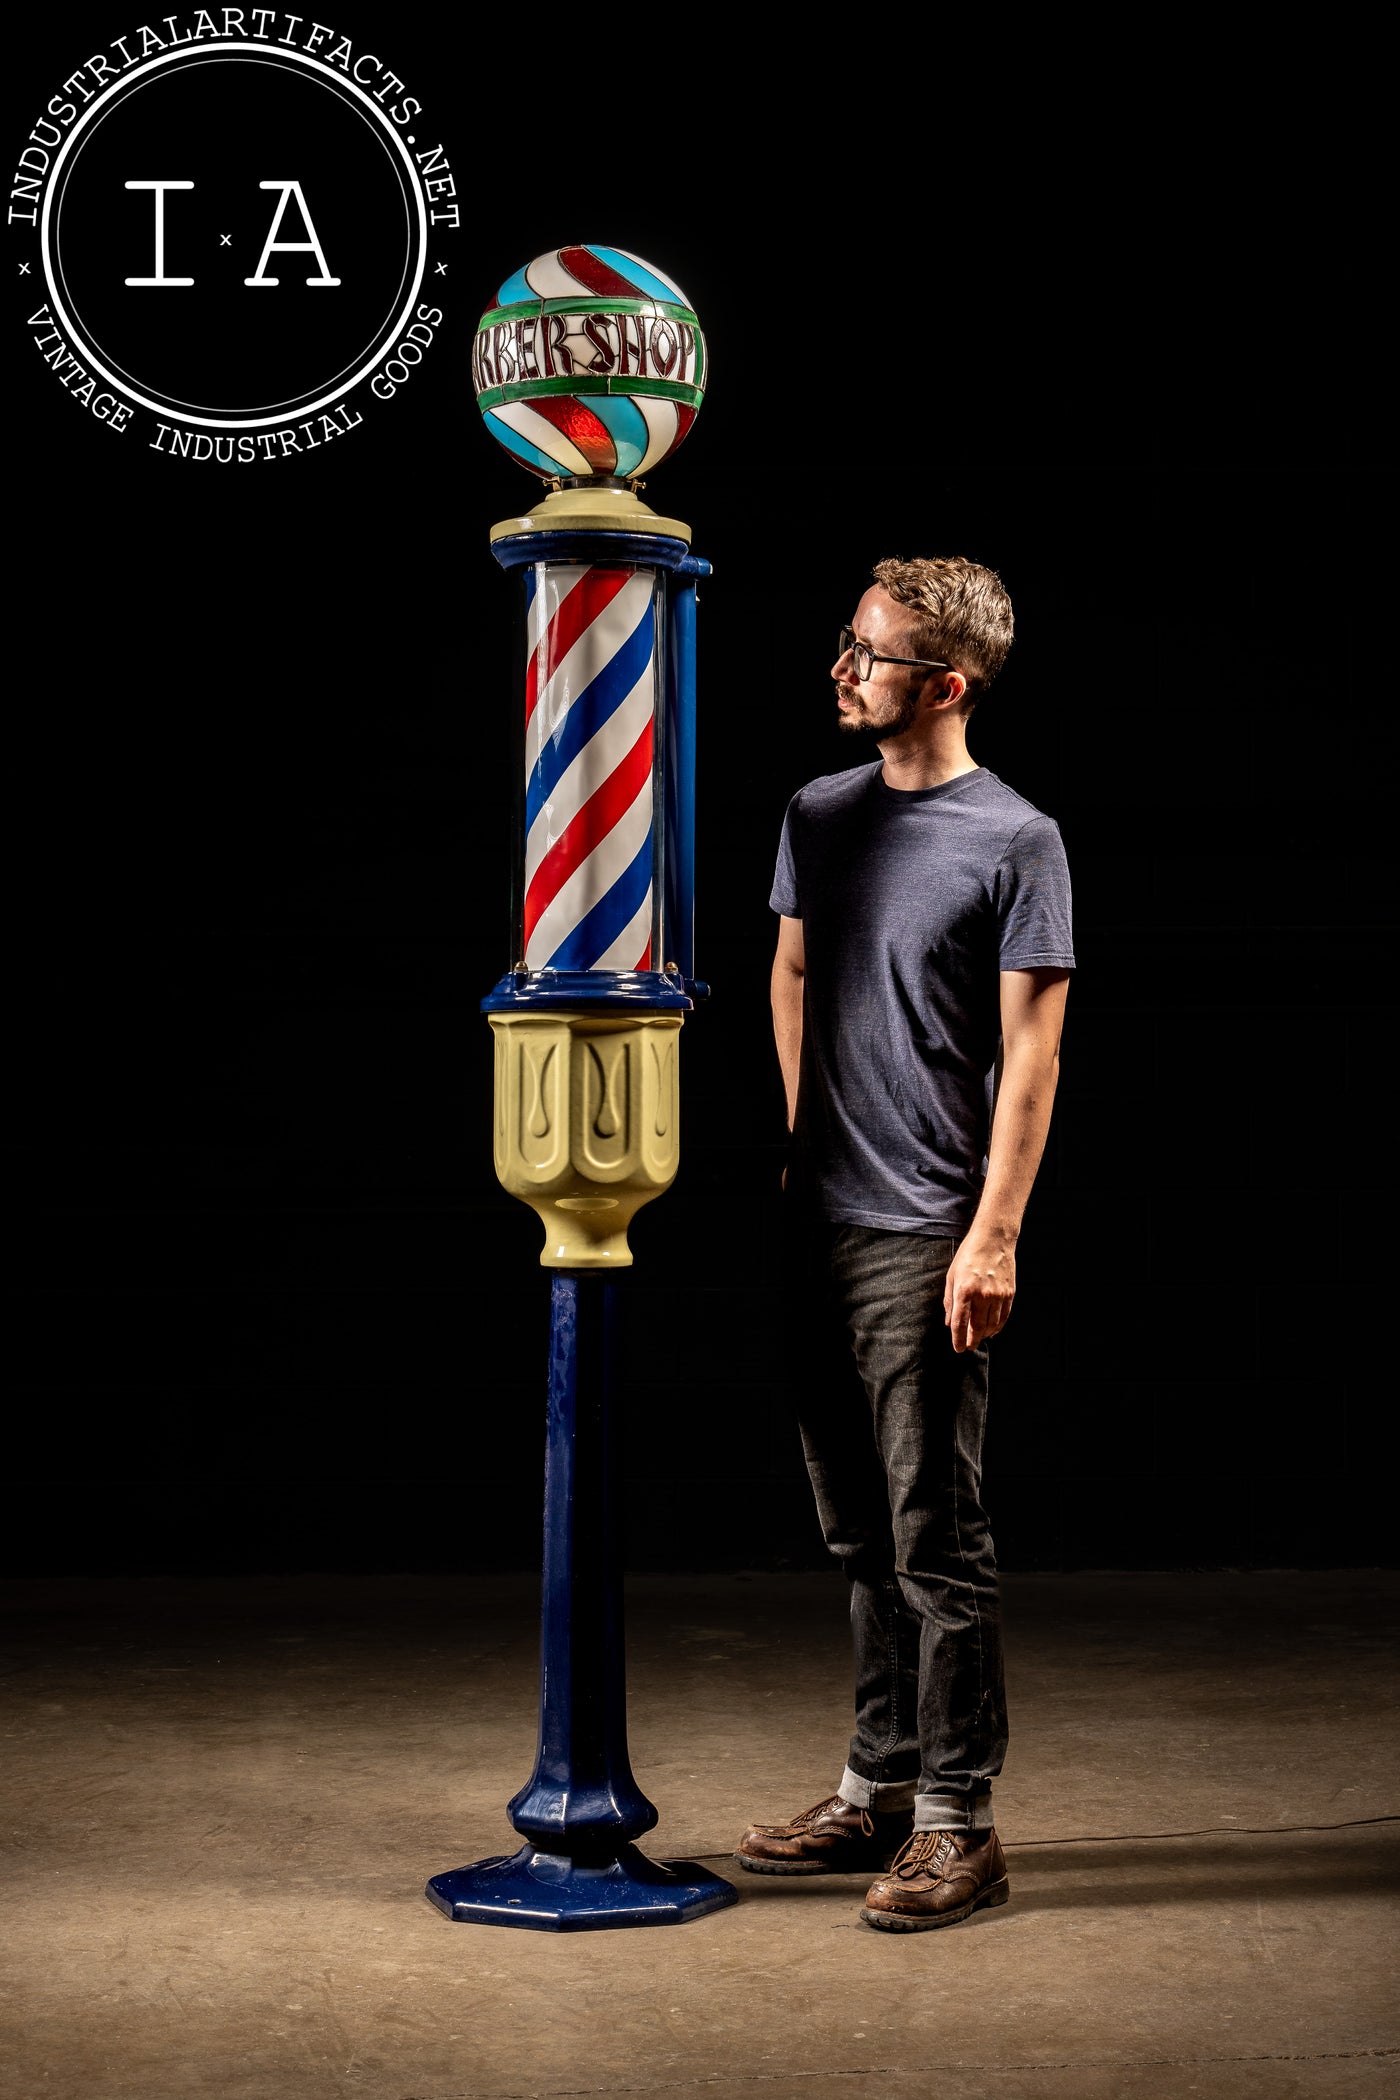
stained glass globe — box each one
[473,244,706,482]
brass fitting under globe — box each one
[489,1010,683,1267]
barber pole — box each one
[425,246,734,1933]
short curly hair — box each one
[871,555,1014,695]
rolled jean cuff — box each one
[839,1765,918,1813]
[914,1789,994,1832]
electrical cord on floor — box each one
[1002,1813,1400,1848]
[695,1813,1400,1864]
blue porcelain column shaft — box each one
[508,1274,656,1852]
[425,1269,735,1927]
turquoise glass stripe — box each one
[588,247,684,305]
[583,394,649,477]
[483,408,568,477]
[496,264,536,306]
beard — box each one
[836,684,920,737]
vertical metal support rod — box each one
[664,555,710,989]
[508,1275,657,1851]
[425,1276,737,1929]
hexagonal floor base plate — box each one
[425,1841,739,1931]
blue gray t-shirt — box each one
[770,763,1075,1235]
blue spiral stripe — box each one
[545,831,652,972]
[525,595,655,832]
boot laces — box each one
[788,1794,876,1837]
[892,1830,956,1880]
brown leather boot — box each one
[860,1827,1010,1929]
[735,1793,915,1876]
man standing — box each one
[736,556,1074,1932]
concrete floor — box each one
[1,1568,1397,2100]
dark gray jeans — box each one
[787,1216,1008,1831]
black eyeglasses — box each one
[836,626,951,683]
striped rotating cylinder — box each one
[523,561,659,974]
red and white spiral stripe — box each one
[522,564,657,973]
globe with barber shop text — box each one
[472,244,706,482]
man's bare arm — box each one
[771,914,806,1132]
[944,967,1071,1353]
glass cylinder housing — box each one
[517,559,665,975]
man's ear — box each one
[929,671,968,710]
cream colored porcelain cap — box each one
[489,482,691,544]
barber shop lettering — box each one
[472,312,704,393]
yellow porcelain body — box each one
[489,1010,683,1267]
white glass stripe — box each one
[632,394,679,477]
[490,398,592,476]
[606,246,691,308]
[524,663,654,881]
[524,570,655,782]
[525,780,653,970]
[522,253,599,301]
[526,564,587,667]
[591,887,654,972]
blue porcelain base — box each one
[425,1843,738,1932]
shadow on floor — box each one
[683,1824,1400,1917]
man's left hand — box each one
[943,1238,1017,1353]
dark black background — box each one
[5,13,1394,1577]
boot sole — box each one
[733,1851,903,1877]
[860,1876,1010,1930]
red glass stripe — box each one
[523,714,654,948]
[558,245,643,300]
[529,394,618,475]
[524,566,631,726]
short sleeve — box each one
[769,800,802,918]
[994,815,1075,971]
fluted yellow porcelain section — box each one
[489,1011,683,1266]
